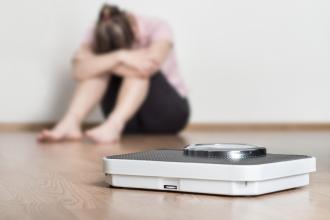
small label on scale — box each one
[164,185,178,190]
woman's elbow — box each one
[144,63,162,78]
[72,66,86,81]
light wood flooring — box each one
[0,130,329,220]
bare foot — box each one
[85,119,124,144]
[37,118,83,142]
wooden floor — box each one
[0,130,329,220]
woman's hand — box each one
[72,45,95,64]
[117,50,160,77]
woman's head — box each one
[93,4,135,54]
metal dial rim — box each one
[183,143,267,160]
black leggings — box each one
[101,72,190,134]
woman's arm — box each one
[72,44,160,80]
[72,44,122,80]
[112,39,173,77]
[72,39,172,80]
[147,39,172,70]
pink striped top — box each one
[83,14,188,97]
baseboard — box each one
[1,122,330,132]
[186,123,330,131]
[0,123,98,132]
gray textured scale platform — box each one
[103,143,316,196]
[106,149,311,165]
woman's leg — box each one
[38,75,109,142]
[86,76,149,143]
[136,73,190,133]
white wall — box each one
[0,0,329,123]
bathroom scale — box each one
[103,144,316,196]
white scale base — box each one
[104,156,316,196]
[106,173,309,196]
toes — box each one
[84,125,122,144]
[38,127,82,143]
[42,130,62,142]
[37,130,50,142]
[37,133,45,142]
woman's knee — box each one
[121,75,150,89]
[141,104,190,134]
[72,69,110,83]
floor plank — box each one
[0,130,329,220]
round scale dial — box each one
[183,143,266,160]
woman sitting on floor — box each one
[38,4,190,143]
